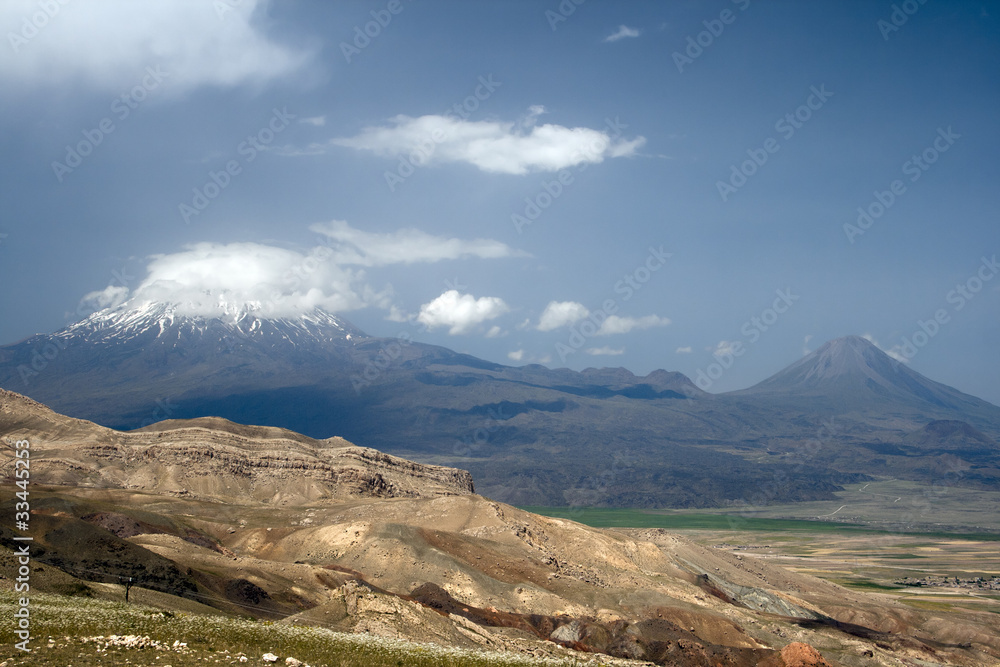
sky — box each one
[1,0,998,404]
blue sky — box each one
[1,0,998,404]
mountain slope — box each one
[2,303,999,507]
[734,336,998,417]
[2,392,997,666]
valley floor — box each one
[676,531,1000,621]
[526,484,1000,657]
[524,479,1000,535]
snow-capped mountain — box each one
[0,300,376,434]
[56,300,368,348]
[2,321,999,509]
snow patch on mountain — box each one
[57,299,367,347]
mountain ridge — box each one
[1,304,998,507]
[0,388,474,502]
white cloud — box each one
[597,314,670,336]
[675,346,692,354]
[537,301,589,331]
[507,349,524,361]
[712,340,739,357]
[299,116,326,127]
[485,325,503,338]
[416,290,510,335]
[802,334,814,356]
[87,241,381,319]
[385,305,411,323]
[863,333,909,364]
[77,219,522,320]
[329,110,646,175]
[310,220,525,267]
[884,347,910,363]
[0,0,311,91]
[585,346,625,356]
[604,25,641,42]
[79,285,129,312]
[520,105,547,129]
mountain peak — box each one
[59,300,367,346]
[823,334,877,349]
[799,335,891,381]
[740,335,905,395]
[734,335,994,415]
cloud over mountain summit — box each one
[78,222,524,320]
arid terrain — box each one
[2,389,999,666]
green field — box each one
[518,506,1000,541]
[522,503,1000,617]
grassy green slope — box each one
[0,591,602,667]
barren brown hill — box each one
[0,388,473,503]
[2,390,998,666]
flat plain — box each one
[525,479,1000,622]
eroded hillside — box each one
[2,390,998,666]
